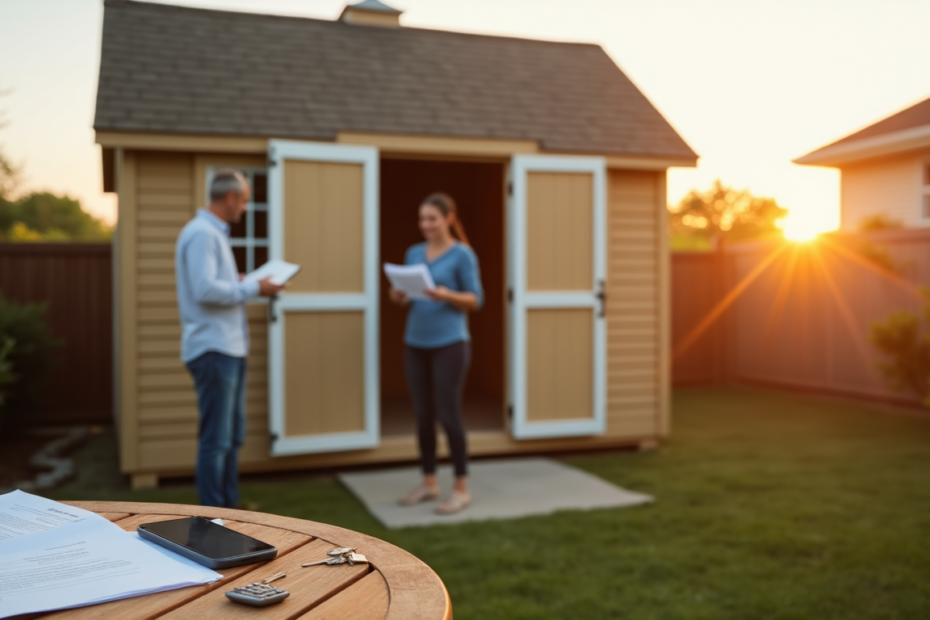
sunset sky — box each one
[2,0,929,237]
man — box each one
[175,169,284,507]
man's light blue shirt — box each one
[175,209,260,363]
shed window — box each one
[207,167,269,272]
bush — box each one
[0,338,16,406]
[869,288,930,407]
[0,294,60,431]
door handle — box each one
[269,294,279,323]
[596,280,606,318]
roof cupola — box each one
[339,0,403,28]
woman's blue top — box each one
[404,242,484,349]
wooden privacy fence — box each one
[0,243,113,425]
[672,229,930,406]
[3,233,928,427]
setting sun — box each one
[778,215,826,242]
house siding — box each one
[605,170,665,437]
[840,149,930,230]
[126,152,272,472]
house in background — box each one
[95,0,696,488]
[795,95,930,230]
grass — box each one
[47,387,930,619]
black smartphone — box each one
[138,516,277,569]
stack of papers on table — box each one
[0,490,221,618]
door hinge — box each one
[508,405,513,419]
[507,182,513,196]
[268,146,277,168]
[270,433,279,445]
[507,288,513,303]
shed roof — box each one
[94,0,696,160]
[795,95,930,167]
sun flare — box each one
[778,216,824,242]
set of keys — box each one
[302,547,369,567]
[225,546,367,607]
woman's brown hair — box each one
[422,192,470,246]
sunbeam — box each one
[759,243,802,343]
[818,236,924,300]
[809,246,875,368]
[672,242,790,362]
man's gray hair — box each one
[209,169,249,202]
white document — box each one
[0,491,221,618]
[384,263,436,301]
[243,259,301,286]
[0,490,94,541]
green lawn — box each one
[48,387,930,619]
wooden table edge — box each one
[66,501,451,620]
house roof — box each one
[795,95,930,167]
[94,0,697,160]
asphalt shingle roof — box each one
[95,0,696,159]
[806,95,930,155]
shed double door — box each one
[267,140,380,456]
[508,155,608,439]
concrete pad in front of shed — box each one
[338,457,652,529]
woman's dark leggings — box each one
[404,341,471,478]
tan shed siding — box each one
[840,151,928,230]
[605,170,662,437]
[131,152,271,471]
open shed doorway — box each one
[380,158,506,437]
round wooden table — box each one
[35,501,452,620]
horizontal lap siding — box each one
[605,170,661,437]
[840,152,926,230]
[130,152,270,471]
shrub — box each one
[0,338,16,406]
[857,241,912,276]
[869,288,930,407]
[0,294,60,431]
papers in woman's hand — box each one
[243,259,301,286]
[384,263,436,301]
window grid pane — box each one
[207,166,269,273]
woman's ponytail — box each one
[423,192,469,246]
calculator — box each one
[225,582,290,607]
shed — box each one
[95,0,697,489]
[795,95,930,230]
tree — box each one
[0,86,110,242]
[669,180,788,242]
[0,84,19,200]
[0,150,18,200]
[0,192,111,241]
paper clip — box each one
[261,571,286,584]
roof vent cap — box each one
[340,0,403,28]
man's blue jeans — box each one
[186,352,247,508]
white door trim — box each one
[267,139,380,456]
[509,154,607,439]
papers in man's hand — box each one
[384,263,436,301]
[0,490,221,619]
[243,259,301,286]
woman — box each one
[389,192,483,515]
